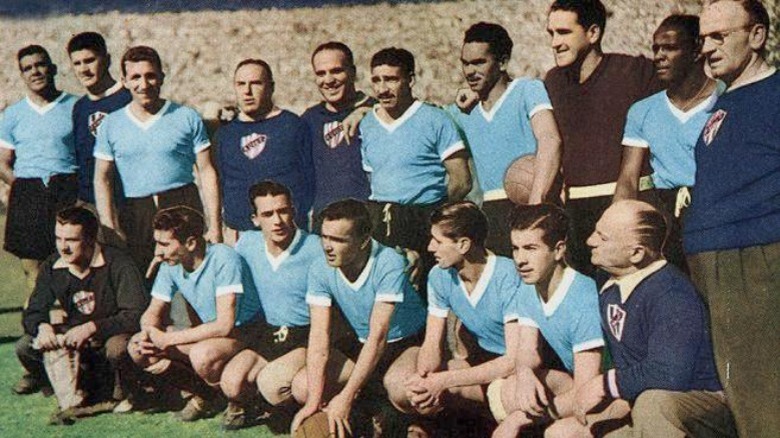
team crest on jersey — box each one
[73,290,96,315]
[240,133,267,159]
[88,111,109,137]
[323,121,345,149]
[702,109,727,146]
[607,304,626,341]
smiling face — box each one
[460,42,504,98]
[123,60,163,109]
[700,1,760,85]
[251,193,296,248]
[55,223,92,266]
[70,48,109,90]
[511,227,563,285]
[19,52,56,94]
[428,224,467,269]
[312,48,357,110]
[652,28,699,84]
[320,218,368,269]
[234,63,274,118]
[546,9,598,68]
[371,64,413,114]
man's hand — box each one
[324,391,354,438]
[291,402,320,435]
[574,374,607,426]
[406,371,446,410]
[62,322,96,350]
[342,106,371,145]
[35,323,60,351]
[131,329,160,358]
[513,366,549,417]
[454,87,479,112]
[204,226,223,244]
[147,326,172,351]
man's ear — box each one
[185,235,198,251]
[586,24,602,46]
[457,237,472,255]
[554,240,567,262]
[748,24,768,52]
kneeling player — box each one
[290,199,426,437]
[127,206,262,420]
[489,204,610,437]
[383,201,521,428]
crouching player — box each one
[127,206,262,420]
[489,204,609,437]
[383,201,521,431]
[291,199,427,437]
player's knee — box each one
[220,366,247,400]
[257,363,294,407]
[632,390,684,430]
[544,418,590,438]
[382,370,413,413]
[105,334,131,365]
[189,343,225,381]
[290,369,308,405]
[15,334,35,360]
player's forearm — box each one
[304,337,330,408]
[0,163,15,186]
[94,169,118,228]
[529,135,561,204]
[199,165,223,234]
[416,342,443,375]
[613,146,645,202]
[341,336,387,400]
[439,355,515,389]
[166,316,233,346]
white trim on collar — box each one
[338,240,377,291]
[264,229,301,271]
[126,99,170,131]
[25,92,67,116]
[539,267,576,317]
[459,253,497,308]
[88,81,125,101]
[664,84,722,124]
[478,79,518,122]
[373,100,423,133]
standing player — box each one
[360,47,472,284]
[127,206,262,421]
[216,59,314,238]
[94,46,222,275]
[0,45,79,298]
[302,42,372,218]
[449,23,562,256]
[382,202,521,428]
[218,181,321,430]
[686,1,779,435]
[67,32,131,207]
[290,199,426,437]
[614,15,722,272]
[544,0,660,276]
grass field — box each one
[0,215,284,437]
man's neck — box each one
[340,244,371,282]
[239,103,280,122]
[457,249,488,294]
[726,55,773,91]
[572,49,604,84]
[28,87,61,107]
[378,97,414,122]
[667,66,715,111]
[607,256,658,281]
[535,263,566,303]
[325,88,359,113]
[265,229,296,257]
[182,245,207,273]
[130,98,165,120]
[86,76,118,100]
[480,75,510,112]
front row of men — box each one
[16,181,736,436]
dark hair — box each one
[657,15,700,50]
[121,46,162,77]
[464,22,514,63]
[509,203,569,249]
[312,41,355,68]
[234,58,274,83]
[430,201,488,247]
[67,32,108,56]
[152,206,205,243]
[17,45,52,69]
[632,206,668,255]
[370,47,415,78]
[318,199,372,239]
[248,180,292,212]
[56,206,99,245]
[549,0,607,40]
[710,0,771,52]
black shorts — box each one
[237,318,309,361]
[4,174,78,260]
[334,330,424,379]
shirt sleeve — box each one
[524,79,554,119]
[436,111,466,161]
[0,107,16,150]
[213,248,245,297]
[622,102,649,148]
[426,268,450,318]
[306,258,333,307]
[373,250,408,303]
[150,264,177,302]
[190,110,211,153]
[22,260,57,336]
[359,122,373,173]
[93,114,114,161]
[570,288,605,354]
[515,283,539,329]
[500,270,521,323]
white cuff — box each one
[306,294,332,307]
[216,284,243,297]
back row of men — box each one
[1,0,777,436]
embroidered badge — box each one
[323,121,345,149]
[240,133,268,159]
[607,304,626,341]
[73,290,96,315]
[88,111,108,137]
[702,109,727,146]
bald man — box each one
[545,201,735,437]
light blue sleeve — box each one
[213,247,245,297]
[150,264,177,302]
[523,79,553,119]
[190,109,211,153]
[305,258,333,307]
[0,107,16,149]
[373,250,408,303]
[426,268,450,318]
[93,114,114,160]
[434,109,466,160]
[570,285,606,353]
[622,101,649,148]
[515,282,540,328]
[359,121,372,172]
[499,269,521,323]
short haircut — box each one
[312,41,355,68]
[370,47,415,77]
[318,199,372,239]
[709,0,771,51]
[121,46,162,77]
[152,206,205,243]
[430,201,488,247]
[464,22,514,63]
[509,203,569,249]
[234,58,274,82]
[657,15,700,49]
[67,32,108,56]
[17,45,51,69]
[632,205,668,255]
[56,206,99,244]
[549,0,608,37]
[248,180,292,212]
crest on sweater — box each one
[607,304,626,341]
[73,290,96,315]
[323,121,345,148]
[240,132,268,159]
[702,109,727,146]
[88,111,108,137]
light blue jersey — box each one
[622,84,724,189]
[151,243,262,326]
[517,267,604,372]
[0,93,78,181]
[360,101,465,205]
[428,254,520,355]
[235,229,321,327]
[447,79,552,195]
[306,240,426,342]
[93,101,210,197]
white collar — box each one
[372,100,422,133]
[125,100,170,130]
[600,260,667,303]
[538,267,576,317]
[52,244,106,280]
[458,253,497,307]
[338,240,377,291]
[25,92,66,115]
[478,79,518,122]
[264,229,301,271]
[87,81,124,101]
